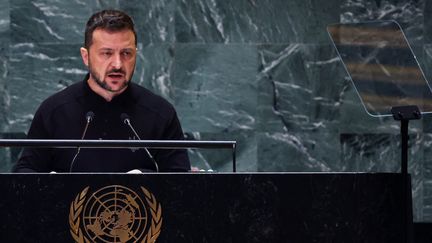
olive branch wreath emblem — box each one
[69,186,163,243]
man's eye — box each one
[121,51,132,57]
[101,51,112,57]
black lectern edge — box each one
[0,172,402,175]
[0,139,236,149]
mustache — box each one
[107,69,125,75]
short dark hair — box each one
[84,9,137,49]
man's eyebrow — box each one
[98,48,114,51]
[98,47,135,51]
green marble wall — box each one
[1,0,432,221]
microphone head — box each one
[120,113,130,124]
[85,111,95,122]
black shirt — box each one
[13,75,190,172]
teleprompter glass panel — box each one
[327,21,432,117]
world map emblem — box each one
[69,185,162,243]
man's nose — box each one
[111,53,123,69]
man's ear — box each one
[80,47,89,67]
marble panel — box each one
[340,133,399,172]
[0,51,8,132]
[175,0,341,44]
[8,43,85,132]
[185,131,257,172]
[411,135,425,222]
[257,132,340,172]
[340,0,424,45]
[10,0,175,45]
[421,0,432,43]
[88,0,120,10]
[0,0,9,132]
[0,0,9,37]
[257,44,349,134]
[422,45,432,133]
[424,179,432,220]
[133,44,175,102]
[10,0,94,44]
[120,0,175,45]
[10,0,176,46]
[422,134,432,221]
[171,44,258,133]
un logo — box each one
[69,185,162,243]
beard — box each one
[88,60,134,93]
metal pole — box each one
[400,119,409,243]
[232,143,237,172]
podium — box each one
[0,173,410,242]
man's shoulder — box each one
[130,83,176,116]
[38,81,83,113]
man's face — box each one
[80,28,137,93]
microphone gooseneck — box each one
[120,113,159,172]
[85,111,95,123]
[82,111,95,138]
[69,111,95,172]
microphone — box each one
[120,113,159,172]
[69,111,95,172]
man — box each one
[13,9,190,172]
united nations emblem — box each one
[69,185,162,243]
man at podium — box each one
[13,9,190,173]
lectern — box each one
[0,173,409,242]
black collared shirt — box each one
[13,75,190,172]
